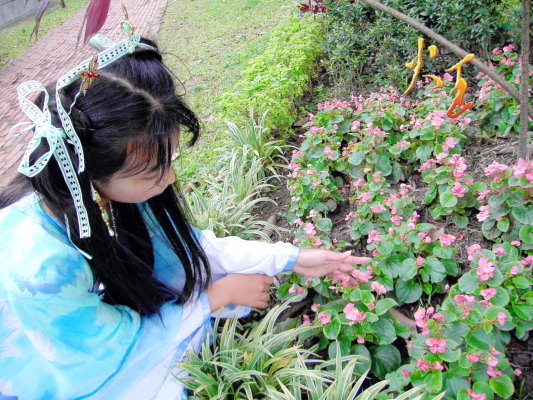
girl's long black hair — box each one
[0,38,211,316]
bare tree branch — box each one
[519,0,530,160]
[357,0,533,120]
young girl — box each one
[0,28,370,399]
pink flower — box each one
[426,337,447,353]
[455,294,476,304]
[477,189,491,202]
[487,367,502,378]
[451,182,466,197]
[466,354,480,363]
[439,234,456,246]
[433,361,444,371]
[514,368,523,376]
[416,359,432,372]
[373,172,382,183]
[343,303,367,323]
[311,303,320,312]
[492,47,502,55]
[358,192,372,203]
[367,230,382,244]
[357,336,365,344]
[476,205,490,222]
[302,315,311,324]
[390,215,403,226]
[477,257,495,281]
[309,209,318,218]
[503,44,515,53]
[486,355,499,367]
[401,369,410,378]
[416,256,425,266]
[493,247,506,256]
[317,312,331,325]
[484,161,509,182]
[467,244,482,261]
[305,223,316,237]
[443,137,457,151]
[510,266,520,275]
[351,120,361,131]
[371,281,387,295]
[370,204,386,214]
[467,388,487,400]
[512,158,527,178]
[511,240,521,246]
[496,312,506,326]
[323,146,335,159]
[480,288,497,301]
[288,284,297,293]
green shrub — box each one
[219,13,325,134]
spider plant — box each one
[218,109,289,177]
[176,302,446,400]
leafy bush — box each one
[475,45,532,137]
[219,13,325,133]
[322,0,520,92]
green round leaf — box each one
[512,206,533,225]
[458,270,479,293]
[472,381,495,400]
[348,151,365,166]
[323,316,341,340]
[440,190,458,208]
[315,217,332,232]
[453,213,469,228]
[395,280,422,303]
[398,258,418,281]
[369,344,401,379]
[497,218,510,232]
[519,225,533,244]
[351,344,371,375]
[424,370,443,394]
[489,375,514,398]
[374,298,397,316]
[490,288,510,307]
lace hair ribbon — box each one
[14,32,153,239]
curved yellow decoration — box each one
[423,74,444,89]
[428,45,438,59]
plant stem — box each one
[357,0,533,121]
[518,0,530,161]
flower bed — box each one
[276,47,532,399]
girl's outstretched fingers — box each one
[292,248,372,278]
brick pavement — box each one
[0,0,168,188]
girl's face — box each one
[95,135,179,204]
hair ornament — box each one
[14,13,153,239]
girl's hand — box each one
[206,274,273,312]
[292,249,371,278]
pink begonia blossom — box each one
[443,137,457,151]
[477,257,496,281]
[367,230,382,244]
[451,182,466,197]
[426,337,447,353]
[484,161,509,182]
[312,180,321,186]
[503,44,516,53]
[493,247,506,256]
[480,288,497,301]
[401,369,410,378]
[358,192,372,203]
[396,140,411,149]
[467,388,487,400]
[433,313,445,322]
[373,171,382,183]
[466,354,480,363]
[313,238,323,248]
[309,209,318,218]
[416,256,425,266]
[467,244,482,261]
[305,223,316,237]
[317,312,331,324]
[476,205,490,222]
[390,215,403,226]
[511,240,521,246]
[416,359,432,372]
[351,268,372,283]
[514,369,523,376]
[311,303,320,312]
[343,303,367,323]
[486,356,499,368]
[455,294,476,304]
[370,204,386,214]
[492,47,502,55]
[439,234,456,246]
[351,120,361,131]
[302,315,311,324]
[443,72,454,81]
[323,146,335,159]
[496,312,506,326]
[433,362,444,371]
[512,158,527,178]
[487,367,502,378]
[357,336,365,344]
[477,189,491,202]
[371,281,387,295]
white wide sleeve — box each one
[199,230,300,277]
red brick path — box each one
[0,0,168,188]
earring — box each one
[91,183,118,238]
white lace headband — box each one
[12,27,155,239]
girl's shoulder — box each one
[0,193,92,290]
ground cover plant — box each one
[277,58,532,398]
